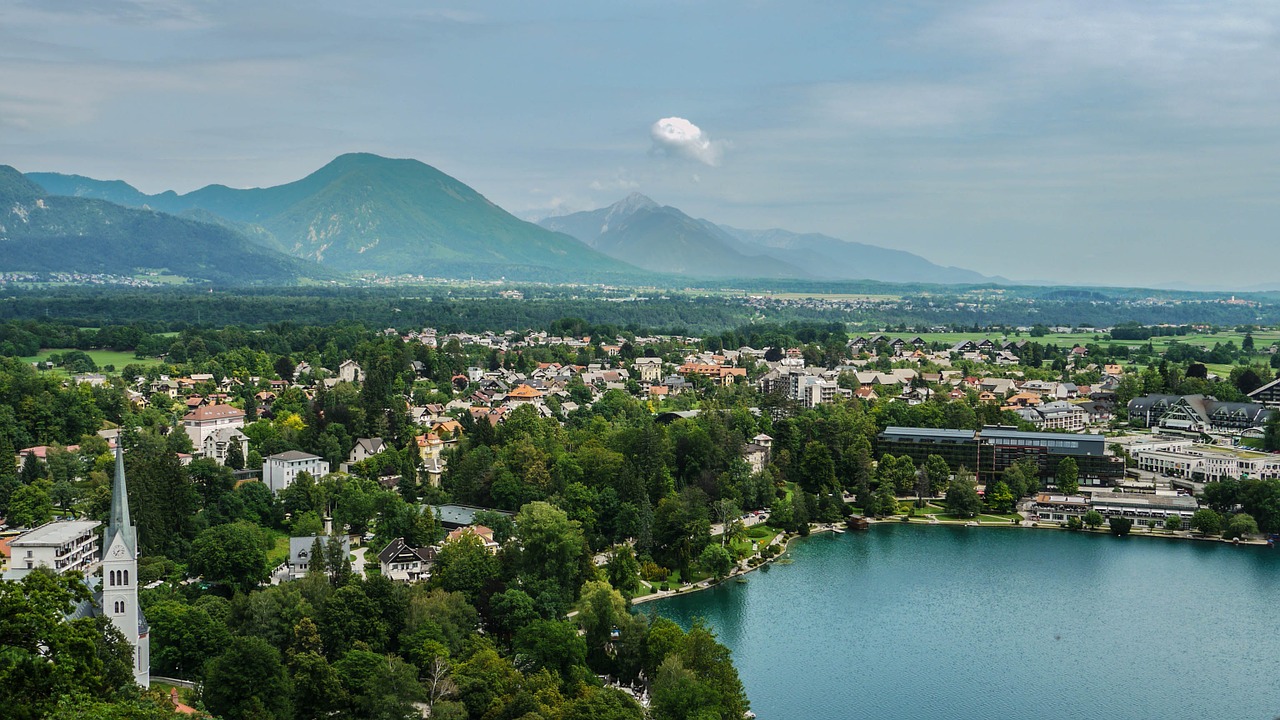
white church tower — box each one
[102,447,150,687]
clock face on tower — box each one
[112,546,126,558]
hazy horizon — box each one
[3,1,1277,289]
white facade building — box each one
[264,451,330,493]
[3,520,100,580]
[101,448,149,687]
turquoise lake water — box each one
[650,524,1280,720]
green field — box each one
[17,348,162,371]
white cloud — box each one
[650,116,725,166]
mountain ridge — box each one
[0,165,319,285]
[541,193,998,284]
[29,154,641,280]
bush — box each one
[1108,516,1133,536]
[1065,517,1083,531]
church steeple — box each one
[105,445,136,558]
[102,441,148,687]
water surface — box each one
[651,524,1280,720]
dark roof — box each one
[879,427,976,442]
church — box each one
[100,447,150,687]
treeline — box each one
[3,286,1280,335]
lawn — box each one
[265,532,291,568]
[18,348,162,371]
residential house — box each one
[342,437,386,472]
[378,537,437,583]
[2,521,100,580]
[182,404,246,461]
[338,360,364,384]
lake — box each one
[650,524,1280,720]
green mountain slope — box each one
[32,154,640,279]
[0,166,318,284]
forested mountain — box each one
[0,166,318,285]
[30,154,641,280]
[541,193,997,283]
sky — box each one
[2,0,1278,289]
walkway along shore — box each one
[631,510,1271,607]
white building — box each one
[182,404,246,459]
[1133,444,1280,483]
[633,357,664,384]
[264,451,330,493]
[3,520,100,580]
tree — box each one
[513,619,589,687]
[7,483,54,528]
[432,532,500,606]
[0,569,134,720]
[985,481,1015,514]
[1264,412,1280,453]
[147,600,232,680]
[944,470,981,518]
[188,521,270,593]
[333,648,423,720]
[699,544,734,581]
[872,481,898,518]
[1083,510,1104,529]
[1108,516,1133,536]
[1164,514,1184,531]
[225,439,245,471]
[201,636,293,720]
[1191,508,1223,536]
[1056,457,1079,495]
[925,454,951,496]
[605,545,643,599]
[1226,512,1259,540]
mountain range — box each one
[29,154,632,280]
[539,193,995,284]
[20,153,994,285]
[0,166,316,284]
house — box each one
[378,538,437,583]
[263,451,330,494]
[182,404,246,459]
[286,535,350,581]
[742,434,773,474]
[506,384,544,402]
[1129,394,1276,434]
[343,437,386,472]
[338,359,364,384]
[445,525,500,552]
[633,357,664,384]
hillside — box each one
[0,166,317,285]
[539,194,809,279]
[31,155,640,280]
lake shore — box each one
[633,511,1271,606]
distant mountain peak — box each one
[0,165,44,205]
[601,193,660,234]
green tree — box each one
[944,470,981,518]
[1191,508,1223,536]
[187,521,270,593]
[1083,510,1105,529]
[698,544,734,581]
[872,481,898,518]
[333,648,424,720]
[0,569,134,720]
[985,481,1015,514]
[203,636,292,720]
[1056,457,1079,495]
[925,454,951,496]
[605,545,643,599]
[1164,514,1184,531]
[513,619,589,688]
[7,482,54,528]
[1226,512,1259,540]
[432,532,500,606]
[1108,516,1133,536]
[147,600,232,680]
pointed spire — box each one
[108,443,131,543]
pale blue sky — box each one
[2,0,1278,288]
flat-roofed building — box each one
[879,426,1123,486]
[3,520,101,580]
